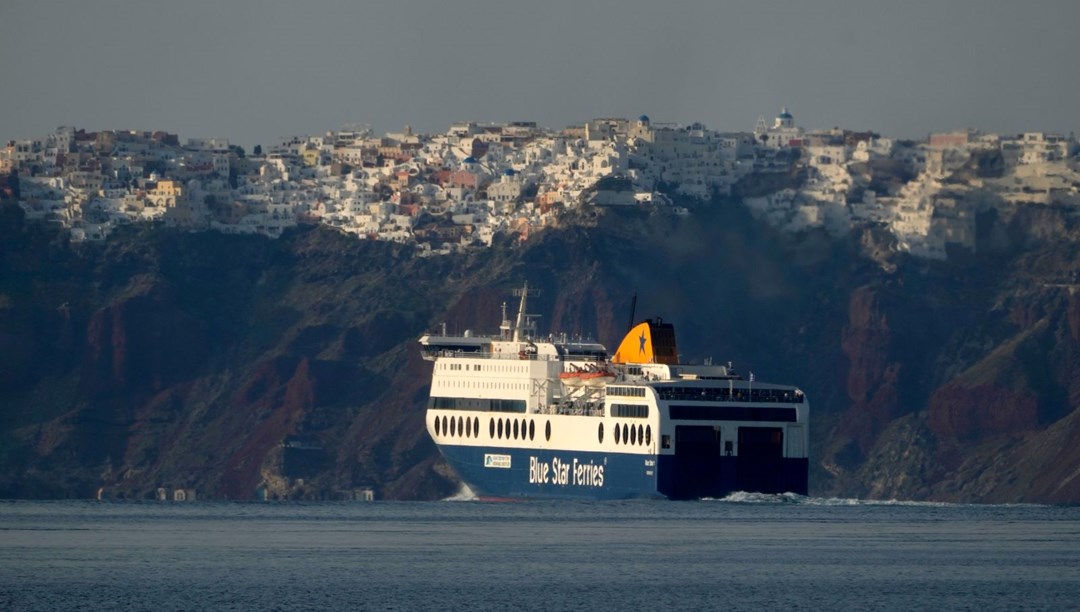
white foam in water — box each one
[709,492,980,507]
[710,491,807,503]
[442,483,477,501]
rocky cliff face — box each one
[2,200,1079,502]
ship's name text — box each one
[528,456,604,487]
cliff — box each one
[2,199,1079,502]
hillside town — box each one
[2,109,1078,259]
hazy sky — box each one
[2,1,1077,148]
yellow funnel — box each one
[611,319,678,365]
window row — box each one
[669,405,797,423]
[610,403,648,418]
[607,386,646,398]
[433,414,553,443]
[438,362,527,373]
[440,380,527,391]
[597,422,652,447]
[435,414,481,439]
[428,397,527,413]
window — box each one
[428,397,526,413]
[529,420,535,441]
[474,417,480,438]
[498,419,504,439]
[598,423,604,444]
[489,418,495,438]
[611,404,648,418]
[669,405,797,422]
[458,417,464,437]
[638,425,644,446]
[630,424,637,445]
[615,423,622,444]
[645,426,652,446]
[513,419,520,439]
[435,416,441,435]
[545,421,551,441]
[450,417,456,436]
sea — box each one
[1,493,1078,611]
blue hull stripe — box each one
[438,444,659,500]
[438,444,809,500]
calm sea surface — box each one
[1,494,1078,611]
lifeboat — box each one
[559,366,584,387]
[580,369,616,387]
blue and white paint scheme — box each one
[420,284,809,500]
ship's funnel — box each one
[611,318,678,365]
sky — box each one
[2,0,1078,149]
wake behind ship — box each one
[419,285,808,500]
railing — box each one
[655,387,805,404]
[539,402,604,417]
[421,348,561,362]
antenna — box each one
[499,302,511,339]
[511,283,541,342]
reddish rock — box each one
[841,287,890,404]
[83,282,208,396]
[839,286,904,446]
[1009,300,1040,329]
[928,383,1040,439]
[219,356,314,499]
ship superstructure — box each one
[419,284,808,499]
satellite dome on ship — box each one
[638,114,650,123]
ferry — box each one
[420,284,809,500]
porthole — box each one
[489,418,495,438]
[623,424,629,445]
[442,416,448,436]
[498,419,504,439]
[638,424,644,446]
[435,416,441,436]
[450,416,456,436]
[459,417,465,437]
[598,423,604,444]
[513,419,520,439]
[615,423,621,444]
[645,425,652,446]
[474,417,480,438]
[630,423,637,445]
[464,417,471,438]
[521,419,527,440]
[545,421,551,441]
[529,420,535,440]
